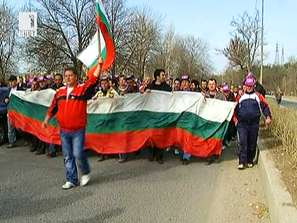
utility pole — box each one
[259,0,264,84]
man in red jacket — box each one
[42,58,103,190]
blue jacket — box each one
[234,90,271,125]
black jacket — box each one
[226,92,236,102]
[255,82,266,98]
[0,82,7,87]
[17,83,27,90]
[146,81,172,92]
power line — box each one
[281,45,285,65]
[274,41,279,65]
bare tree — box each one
[24,28,70,74]
[148,30,213,80]
[0,1,18,78]
[125,5,162,79]
[24,0,97,75]
[220,35,248,71]
[220,10,261,72]
[179,35,211,78]
[147,24,176,77]
[102,0,132,75]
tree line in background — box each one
[217,61,297,96]
[0,0,213,81]
[1,0,297,93]
[0,0,18,78]
[219,9,297,95]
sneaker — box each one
[205,158,213,165]
[148,154,154,162]
[227,141,231,146]
[174,149,180,155]
[182,159,190,165]
[222,146,227,151]
[118,158,126,163]
[166,147,171,152]
[97,155,105,162]
[237,164,245,170]
[35,150,45,155]
[80,174,91,186]
[30,146,37,152]
[157,159,164,164]
[47,151,57,158]
[247,163,254,168]
[62,181,76,190]
[7,143,17,149]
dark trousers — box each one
[223,121,235,146]
[119,149,141,160]
[149,146,164,161]
[237,123,259,164]
[37,141,48,153]
[31,135,39,149]
[49,144,61,153]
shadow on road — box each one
[0,192,94,221]
[71,207,125,223]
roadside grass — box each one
[260,99,297,207]
[268,99,297,162]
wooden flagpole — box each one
[96,2,102,75]
[97,26,101,58]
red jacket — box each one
[47,74,97,131]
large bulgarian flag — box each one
[77,0,115,74]
[7,90,236,157]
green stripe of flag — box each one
[8,94,228,139]
[95,3,113,37]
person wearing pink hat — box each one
[243,71,266,97]
[222,85,235,102]
[233,77,272,169]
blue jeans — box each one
[60,128,90,184]
[48,143,55,152]
[183,152,191,161]
[179,147,191,161]
[7,117,16,144]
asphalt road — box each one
[279,100,297,109]
[266,95,297,109]
[0,142,270,223]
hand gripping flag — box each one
[78,0,115,75]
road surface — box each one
[267,95,297,109]
[0,142,269,223]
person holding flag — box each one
[42,0,115,189]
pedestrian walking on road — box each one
[42,58,103,190]
[233,76,272,170]
[275,87,283,104]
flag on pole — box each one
[78,0,115,74]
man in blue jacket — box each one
[233,76,271,169]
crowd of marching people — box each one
[3,68,271,172]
